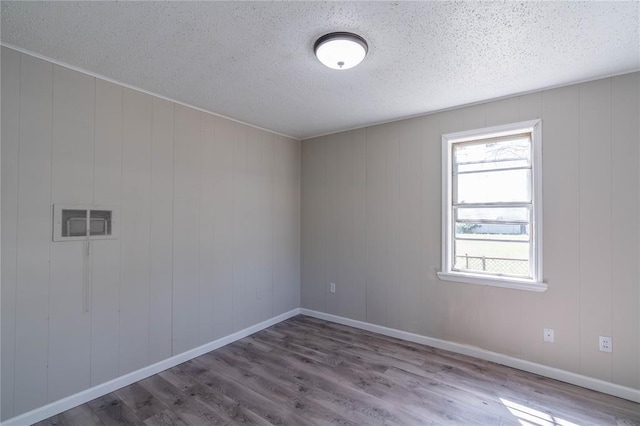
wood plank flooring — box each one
[35,315,640,425]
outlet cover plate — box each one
[599,336,612,353]
[544,328,554,343]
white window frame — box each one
[437,119,547,292]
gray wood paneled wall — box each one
[301,72,640,392]
[1,47,301,421]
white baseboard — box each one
[1,308,301,426]
[299,308,640,404]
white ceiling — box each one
[2,1,638,140]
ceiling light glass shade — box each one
[314,32,368,70]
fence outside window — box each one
[455,254,529,277]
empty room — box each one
[1,1,639,425]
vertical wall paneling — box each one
[245,127,261,323]
[260,131,275,319]
[119,88,152,374]
[232,123,249,330]
[477,265,523,355]
[148,98,174,363]
[397,119,422,334]
[198,112,216,345]
[292,136,302,312]
[211,117,235,339]
[273,135,301,315]
[1,47,21,421]
[48,243,90,400]
[91,79,123,384]
[578,79,613,381]
[13,54,53,415]
[48,66,95,401]
[301,138,326,312]
[610,73,640,389]
[90,239,121,386]
[172,104,201,354]
[386,124,401,330]
[50,66,94,204]
[245,128,274,324]
[420,114,444,339]
[91,79,124,384]
[540,85,581,373]
[325,134,339,315]
[365,126,389,326]
[334,131,354,319]
[460,104,486,130]
[351,129,368,322]
[93,80,123,206]
[485,97,520,127]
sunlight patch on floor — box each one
[500,398,580,426]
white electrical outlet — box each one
[330,282,336,294]
[599,336,612,353]
[543,328,555,343]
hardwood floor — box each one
[35,315,640,425]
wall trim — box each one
[1,308,301,426]
[0,43,299,142]
[299,308,640,404]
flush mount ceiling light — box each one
[314,32,368,70]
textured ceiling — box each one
[2,1,639,139]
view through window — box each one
[453,133,532,278]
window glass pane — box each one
[456,169,531,204]
[456,207,529,223]
[89,210,112,236]
[454,136,530,173]
[62,209,87,237]
[454,239,530,277]
[455,223,529,241]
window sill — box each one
[436,271,548,292]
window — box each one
[437,120,546,292]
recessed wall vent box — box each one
[53,204,119,241]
